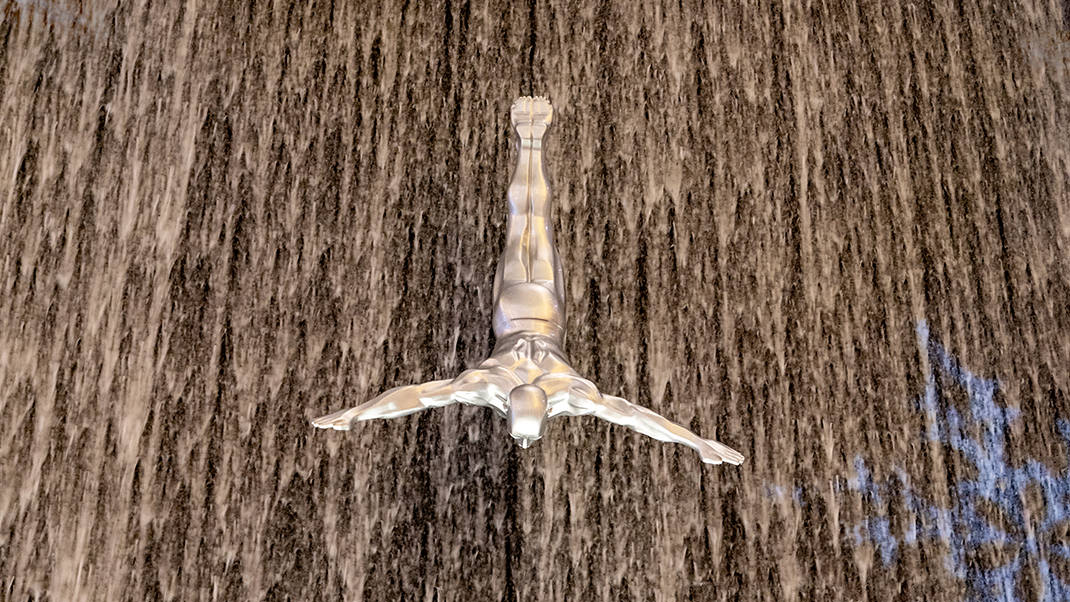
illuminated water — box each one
[1,1,1068,600]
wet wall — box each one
[2,1,1068,600]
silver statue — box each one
[312,97,744,465]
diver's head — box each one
[508,384,548,448]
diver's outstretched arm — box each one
[312,379,457,429]
[312,368,513,430]
[563,379,744,465]
[595,394,745,465]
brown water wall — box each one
[2,1,1068,600]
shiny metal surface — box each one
[313,96,743,465]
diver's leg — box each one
[494,96,564,300]
[492,97,568,340]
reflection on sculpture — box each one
[312,97,744,465]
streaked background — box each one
[2,1,1068,600]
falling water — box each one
[1,1,1068,600]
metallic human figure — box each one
[312,97,744,465]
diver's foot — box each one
[511,96,553,140]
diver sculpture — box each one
[312,96,744,465]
